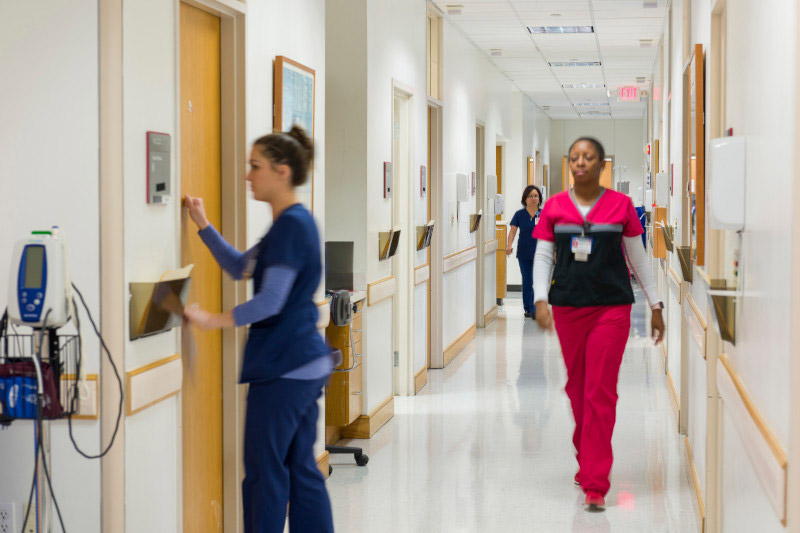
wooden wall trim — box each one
[484,239,498,255]
[367,276,396,306]
[695,265,712,287]
[667,369,680,416]
[684,436,707,532]
[443,246,478,273]
[414,264,430,286]
[686,293,707,330]
[341,396,394,439]
[718,353,788,523]
[126,354,182,415]
[414,367,428,394]
[484,305,499,325]
[443,324,477,367]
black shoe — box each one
[524,312,531,318]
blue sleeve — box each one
[198,225,258,280]
[232,266,298,326]
[510,209,521,227]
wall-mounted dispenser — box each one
[147,131,172,204]
[456,173,469,203]
[708,136,745,231]
[655,171,669,205]
[384,162,393,198]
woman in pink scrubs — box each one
[533,137,665,512]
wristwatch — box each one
[651,301,664,310]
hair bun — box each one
[288,125,314,155]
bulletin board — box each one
[273,56,316,211]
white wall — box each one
[718,0,795,528]
[505,92,551,287]
[121,0,181,528]
[246,0,328,454]
[0,3,102,531]
[548,119,646,205]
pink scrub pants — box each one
[552,304,631,496]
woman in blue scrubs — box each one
[183,125,334,533]
[506,185,542,317]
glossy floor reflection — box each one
[327,289,699,532]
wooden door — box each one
[180,4,223,532]
[527,158,534,186]
[495,145,502,220]
[600,157,614,189]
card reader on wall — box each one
[147,131,172,204]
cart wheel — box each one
[355,453,369,466]
[328,465,333,475]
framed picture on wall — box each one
[273,56,315,211]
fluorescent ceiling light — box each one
[579,112,611,118]
[549,61,601,67]
[490,49,503,57]
[445,4,462,15]
[575,102,609,107]
[528,26,594,34]
[562,83,606,89]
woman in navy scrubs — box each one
[506,185,542,317]
[184,125,334,532]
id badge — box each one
[571,236,593,262]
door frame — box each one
[475,122,486,328]
[391,78,415,395]
[427,97,444,369]
[175,2,247,531]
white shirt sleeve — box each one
[622,235,661,308]
[533,240,555,304]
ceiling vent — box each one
[490,49,503,57]
[549,61,601,67]
[445,4,463,15]
[639,39,654,48]
[528,26,594,34]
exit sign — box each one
[618,86,639,102]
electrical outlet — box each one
[0,503,15,533]
[22,504,34,533]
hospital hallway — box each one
[328,289,698,532]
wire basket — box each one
[0,331,81,421]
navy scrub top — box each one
[510,208,540,260]
[240,204,328,384]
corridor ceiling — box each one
[432,0,668,120]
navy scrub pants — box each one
[242,375,334,533]
[517,256,534,313]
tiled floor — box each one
[327,290,699,532]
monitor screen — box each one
[24,246,45,289]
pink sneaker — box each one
[585,491,605,512]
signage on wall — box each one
[617,86,639,102]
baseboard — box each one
[414,367,428,394]
[443,324,477,367]
[484,305,499,326]
[507,285,521,292]
[341,396,394,439]
[316,451,330,480]
[325,425,343,446]
[684,436,706,532]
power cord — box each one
[67,283,124,459]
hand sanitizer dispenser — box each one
[708,136,745,231]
